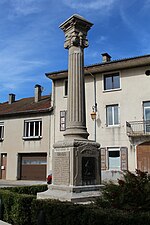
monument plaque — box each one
[82,157,96,185]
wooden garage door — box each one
[137,142,150,173]
[20,154,47,181]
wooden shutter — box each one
[120,147,128,171]
[100,148,107,170]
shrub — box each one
[0,189,35,225]
[96,170,150,211]
[2,184,48,195]
[31,199,150,225]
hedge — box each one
[2,184,48,195]
[0,189,35,225]
[0,185,149,225]
[31,199,150,225]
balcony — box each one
[126,120,150,137]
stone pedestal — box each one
[37,140,102,202]
[37,14,102,203]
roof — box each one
[0,95,52,117]
[46,54,150,80]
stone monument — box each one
[37,14,102,202]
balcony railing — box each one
[126,120,150,136]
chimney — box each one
[9,94,15,104]
[34,84,42,103]
[101,53,111,63]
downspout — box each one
[52,80,56,144]
[86,69,97,141]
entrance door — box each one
[144,102,150,133]
[1,154,7,179]
[137,143,150,173]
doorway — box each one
[1,154,7,179]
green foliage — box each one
[0,179,150,225]
[31,199,150,225]
[0,188,36,225]
[96,170,150,211]
[2,184,48,195]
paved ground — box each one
[0,179,47,187]
[0,220,11,225]
[0,179,47,225]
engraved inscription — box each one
[53,151,70,185]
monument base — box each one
[37,184,104,203]
[37,139,102,203]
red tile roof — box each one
[0,95,52,117]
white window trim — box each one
[107,147,121,171]
[0,122,4,141]
[106,104,120,127]
[23,119,42,139]
[64,79,68,98]
[102,71,121,92]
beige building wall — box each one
[0,113,51,180]
[51,64,150,181]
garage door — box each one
[137,142,150,173]
[20,153,47,181]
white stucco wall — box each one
[51,64,150,180]
[0,113,51,180]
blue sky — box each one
[0,0,150,102]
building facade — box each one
[1,54,150,182]
[46,53,150,182]
[0,85,52,181]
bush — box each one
[31,199,150,225]
[2,184,48,195]
[96,170,150,211]
[0,189,35,225]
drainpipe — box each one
[86,69,97,141]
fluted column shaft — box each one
[60,15,93,139]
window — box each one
[0,122,4,140]
[104,72,120,91]
[64,80,68,97]
[24,120,42,139]
[143,101,150,132]
[101,147,128,171]
[60,111,66,131]
[108,148,120,170]
[106,104,119,126]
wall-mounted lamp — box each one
[90,103,97,120]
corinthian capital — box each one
[64,31,89,49]
[60,14,93,49]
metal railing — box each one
[126,120,150,136]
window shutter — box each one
[120,147,128,171]
[100,148,107,170]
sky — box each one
[0,0,150,102]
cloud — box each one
[95,36,108,44]
[11,0,43,16]
[63,0,116,10]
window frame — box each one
[23,119,42,140]
[103,72,121,92]
[107,147,121,170]
[106,104,120,127]
[0,122,4,141]
[64,79,68,97]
